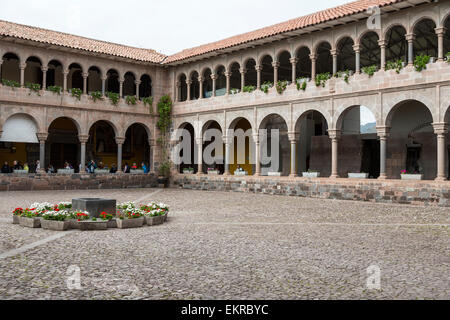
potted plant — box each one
[268,172,281,176]
[183,167,194,174]
[18,208,42,228]
[302,170,320,178]
[400,170,423,181]
[100,211,117,228]
[41,210,71,231]
[348,172,369,179]
[156,94,173,188]
[207,168,219,175]
[116,208,145,229]
[78,216,108,231]
[69,211,90,229]
[141,202,169,225]
[12,207,23,224]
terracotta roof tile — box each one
[164,0,405,64]
[0,20,167,63]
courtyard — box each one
[0,188,448,300]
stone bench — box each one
[57,169,74,175]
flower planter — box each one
[207,170,220,175]
[303,172,320,178]
[12,215,20,225]
[183,170,194,175]
[401,174,423,181]
[68,219,80,230]
[13,170,28,175]
[106,219,117,229]
[78,220,108,231]
[268,172,281,177]
[41,219,70,231]
[19,217,41,228]
[117,217,144,229]
[163,213,168,222]
[145,215,164,226]
[94,169,109,174]
[348,173,369,179]
[57,169,74,175]
[130,169,145,175]
[234,171,248,176]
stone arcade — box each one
[2,0,450,206]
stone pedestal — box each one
[72,198,116,219]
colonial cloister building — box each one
[2,0,450,186]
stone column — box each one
[148,139,156,174]
[240,68,246,92]
[353,44,361,74]
[309,54,316,80]
[272,61,280,84]
[116,137,125,172]
[255,65,262,90]
[196,138,203,174]
[135,80,141,100]
[186,79,192,101]
[101,75,107,97]
[253,133,260,176]
[433,123,448,181]
[331,49,338,75]
[78,135,89,172]
[290,58,298,83]
[36,133,48,173]
[223,135,232,175]
[377,126,390,180]
[175,81,181,102]
[211,74,217,97]
[0,60,3,85]
[119,78,124,99]
[288,132,299,177]
[225,71,231,95]
[198,76,204,99]
[406,33,416,66]
[328,130,341,179]
[41,66,48,90]
[435,27,446,62]
[378,39,387,71]
[19,62,26,87]
[82,72,88,95]
[63,69,69,93]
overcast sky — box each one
[0,0,351,55]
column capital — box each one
[376,126,391,138]
[309,53,317,61]
[352,44,361,53]
[148,139,157,147]
[435,27,446,36]
[432,123,448,135]
[378,39,387,47]
[224,71,232,78]
[288,131,299,142]
[119,78,125,84]
[36,132,48,142]
[210,74,217,80]
[41,66,49,72]
[101,75,108,81]
[405,33,416,42]
[115,137,126,145]
[271,61,280,68]
[330,49,339,56]
[289,57,298,65]
[328,129,341,140]
[19,62,27,70]
[197,76,204,82]
[63,69,70,76]
[186,79,193,85]
[135,80,142,86]
[82,72,89,79]
[255,65,263,72]
[240,68,247,74]
[78,135,89,144]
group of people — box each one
[1,160,32,173]
[82,160,150,174]
[1,159,150,174]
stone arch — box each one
[336,36,355,72]
[412,17,438,58]
[410,14,439,34]
[257,52,274,65]
[383,93,435,127]
[257,112,290,131]
[293,44,312,58]
[227,115,254,131]
[334,34,356,50]
[87,119,119,137]
[385,99,435,128]
[315,41,332,74]
[1,52,20,82]
[47,115,82,134]
[335,105,378,133]
[275,46,292,62]
[227,60,240,73]
[356,29,381,46]
[0,113,40,143]
[333,97,380,129]
[385,24,408,62]
[122,121,152,139]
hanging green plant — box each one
[90,91,103,102]
[25,82,41,95]
[260,81,273,94]
[126,95,137,105]
[276,80,288,94]
[362,65,378,77]
[335,70,351,84]
[414,54,430,72]
[70,88,82,100]
[47,85,62,95]
[229,88,240,95]
[296,78,308,91]
[157,94,173,178]
[106,92,120,105]
[386,60,404,74]
[446,52,450,62]
[2,79,20,89]
[243,85,256,93]
[315,73,331,87]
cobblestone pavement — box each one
[0,188,448,300]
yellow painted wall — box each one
[230,119,253,175]
[0,143,28,166]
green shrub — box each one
[106,92,120,105]
[2,79,20,89]
[70,88,82,100]
[90,91,103,102]
[276,80,288,94]
[362,65,378,77]
[126,95,137,105]
[414,54,430,72]
[47,85,62,95]
[315,73,331,87]
[260,81,273,94]
[243,85,256,93]
[386,60,404,74]
[296,78,308,91]
[25,82,41,95]
[335,70,350,83]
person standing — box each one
[123,163,130,174]
[1,162,11,174]
[142,162,149,174]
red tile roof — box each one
[164,0,406,64]
[0,0,414,65]
[0,20,167,63]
